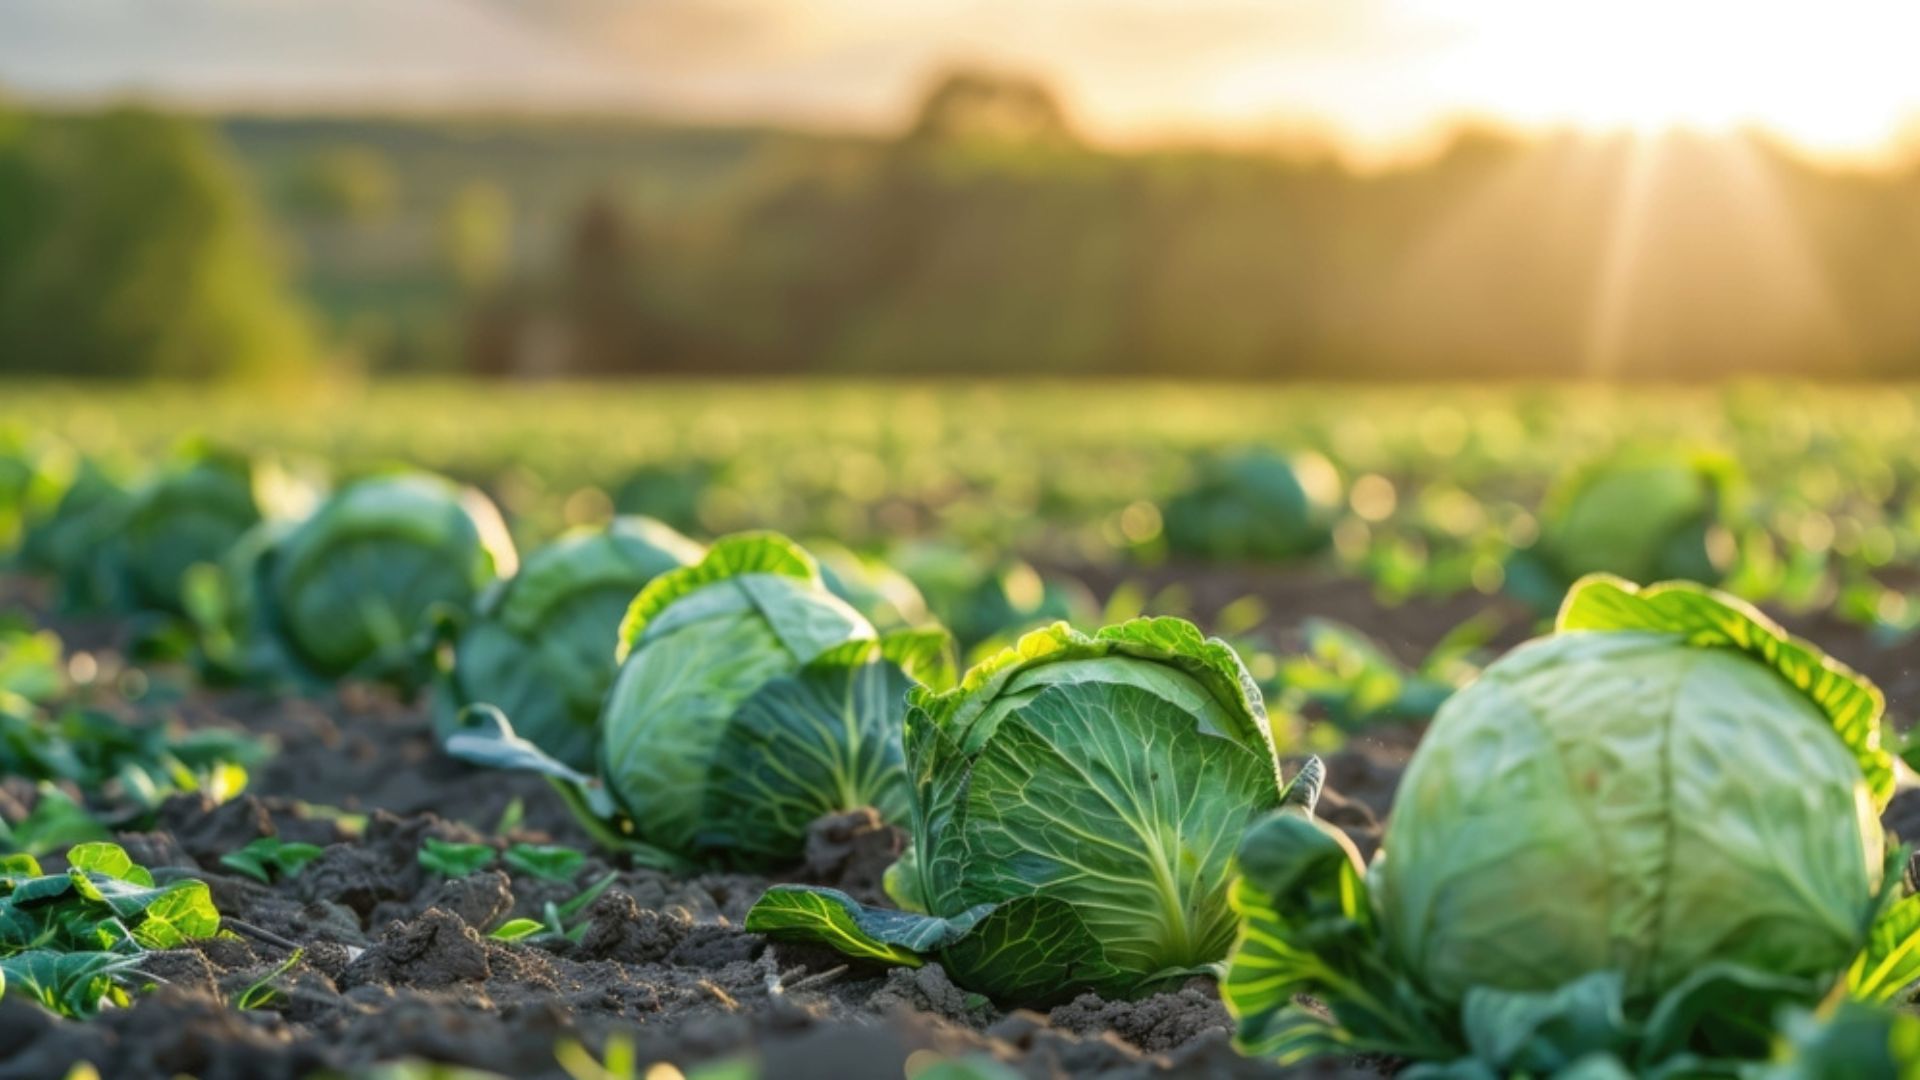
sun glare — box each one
[1173,0,1920,165]
[1425,0,1919,156]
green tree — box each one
[0,103,312,377]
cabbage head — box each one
[1536,450,1736,585]
[748,618,1315,1008]
[18,458,134,611]
[441,516,702,771]
[450,532,952,869]
[1225,576,1915,1075]
[1163,447,1338,562]
[1380,575,1889,1003]
[255,471,516,685]
[120,442,294,615]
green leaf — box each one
[418,838,496,878]
[1226,809,1454,1065]
[129,881,221,948]
[878,627,959,692]
[746,885,990,967]
[913,616,1276,762]
[502,843,586,884]
[616,532,821,662]
[700,647,914,863]
[4,794,121,858]
[1558,574,1893,808]
[554,870,620,924]
[1639,962,1826,1064]
[219,837,325,885]
[0,949,144,1018]
[1853,890,1920,1003]
[936,894,1119,1007]
[488,918,544,942]
[232,947,304,1010]
[67,843,153,886]
[953,679,1279,989]
[1754,1001,1920,1079]
[1458,972,1632,1074]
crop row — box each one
[1,438,1919,1076]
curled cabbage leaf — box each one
[749,618,1313,1007]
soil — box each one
[4,564,1918,1080]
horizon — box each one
[7,0,1920,169]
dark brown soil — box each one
[6,562,1917,1080]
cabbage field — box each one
[3,379,1920,1079]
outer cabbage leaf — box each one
[1557,573,1893,808]
[758,617,1293,1007]
[701,638,916,862]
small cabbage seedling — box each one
[0,843,223,1018]
[238,471,517,688]
[449,532,953,869]
[220,837,324,885]
[438,516,703,770]
[502,843,587,884]
[749,618,1315,1007]
[418,838,497,879]
[1225,575,1920,1075]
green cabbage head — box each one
[120,442,294,615]
[256,471,516,685]
[748,618,1314,1008]
[1379,576,1890,1005]
[1163,447,1339,562]
[441,516,703,771]
[1223,575,1910,1075]
[1537,450,1736,585]
[450,532,951,869]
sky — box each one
[4,0,1919,162]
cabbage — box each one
[747,618,1316,1007]
[1536,451,1735,585]
[119,442,285,616]
[1162,447,1338,562]
[450,532,950,868]
[249,471,516,686]
[1225,576,1917,1074]
[440,516,702,771]
[18,458,133,612]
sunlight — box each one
[1421,0,1920,158]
